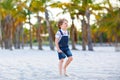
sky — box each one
[24,0,120,30]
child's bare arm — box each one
[55,38,62,52]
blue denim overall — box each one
[58,30,72,60]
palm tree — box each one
[22,0,34,49]
[81,17,87,50]
[13,1,27,49]
[80,0,93,51]
[0,0,28,50]
[97,0,120,51]
[36,13,43,50]
[29,0,45,50]
[45,7,54,50]
[70,17,78,50]
[69,0,93,50]
[0,1,4,49]
[0,15,2,49]
[28,10,33,49]
[29,0,55,50]
[85,8,93,51]
[0,0,16,50]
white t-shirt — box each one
[55,29,69,41]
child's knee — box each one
[68,57,73,61]
[60,59,64,63]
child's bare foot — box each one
[64,73,69,77]
[64,68,69,76]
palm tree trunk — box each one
[9,23,13,50]
[71,28,76,49]
[21,25,24,49]
[37,13,43,50]
[4,15,13,50]
[15,26,20,49]
[15,24,23,49]
[37,27,42,50]
[0,16,2,49]
[0,20,3,49]
[86,9,93,51]
[29,24,32,49]
[81,18,86,50]
[70,19,77,50]
[4,24,12,50]
[45,8,54,50]
[114,32,120,51]
[28,14,32,49]
[99,32,103,46]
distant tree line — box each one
[0,0,120,51]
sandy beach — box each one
[0,46,120,80]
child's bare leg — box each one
[64,57,73,76]
[59,59,64,75]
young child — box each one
[55,18,73,76]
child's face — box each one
[60,21,68,30]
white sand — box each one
[0,46,120,80]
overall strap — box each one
[59,29,63,35]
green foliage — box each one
[29,0,45,13]
[82,0,93,5]
[0,0,14,10]
[71,0,81,4]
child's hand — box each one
[58,49,63,53]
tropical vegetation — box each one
[0,0,119,51]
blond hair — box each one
[57,18,68,29]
